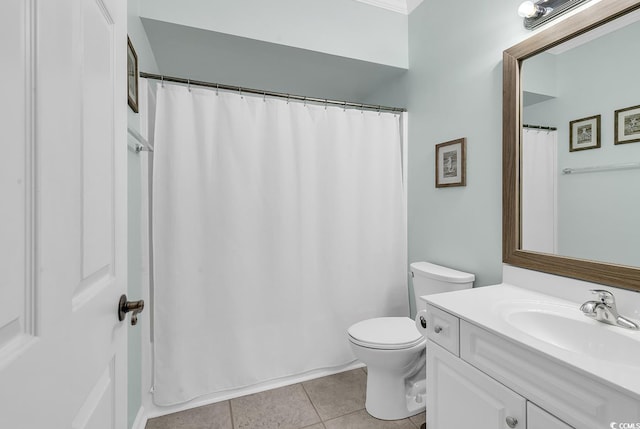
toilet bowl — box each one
[348,317,426,420]
[347,262,475,420]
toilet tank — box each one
[410,262,475,312]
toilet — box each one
[347,261,475,420]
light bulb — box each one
[518,1,537,18]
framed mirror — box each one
[503,0,640,291]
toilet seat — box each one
[348,317,424,350]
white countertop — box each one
[423,283,640,399]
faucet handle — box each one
[590,289,615,306]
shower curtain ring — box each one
[263,92,266,102]
[239,88,243,99]
[378,105,381,116]
[360,103,364,114]
[343,101,347,112]
[324,100,328,110]
[216,84,219,96]
[303,97,307,107]
[287,94,290,104]
[187,80,191,92]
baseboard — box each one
[131,406,148,429]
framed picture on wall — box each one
[127,36,139,113]
[569,115,600,152]
[435,138,466,188]
[614,104,640,145]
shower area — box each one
[520,126,558,254]
[132,75,409,410]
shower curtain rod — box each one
[523,124,557,131]
[140,72,407,113]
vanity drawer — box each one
[425,304,459,356]
[460,320,640,429]
[528,402,573,429]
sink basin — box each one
[497,300,640,366]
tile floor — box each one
[145,368,426,429]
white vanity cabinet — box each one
[426,303,589,429]
[427,340,526,428]
[528,403,573,429]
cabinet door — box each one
[427,340,526,429]
[528,403,574,429]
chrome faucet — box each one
[580,289,639,330]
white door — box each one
[427,341,526,429]
[0,0,128,428]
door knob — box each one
[118,294,144,326]
[506,416,518,428]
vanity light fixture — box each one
[518,1,551,19]
[518,0,592,30]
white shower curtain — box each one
[152,83,407,405]
[521,128,557,254]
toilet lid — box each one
[348,317,424,350]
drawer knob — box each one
[506,416,518,428]
[434,325,443,334]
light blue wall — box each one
[139,0,408,68]
[127,0,158,426]
[524,22,640,268]
[404,0,530,302]
[137,0,408,106]
[140,18,407,104]
[128,0,159,76]
[522,52,557,98]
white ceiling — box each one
[353,0,425,14]
[547,7,640,54]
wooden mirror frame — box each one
[503,0,640,292]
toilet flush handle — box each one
[419,316,427,329]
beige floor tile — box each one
[302,368,367,421]
[409,411,426,428]
[324,409,417,429]
[145,401,232,429]
[145,369,422,429]
[230,383,321,429]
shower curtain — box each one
[521,128,557,254]
[152,83,407,405]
